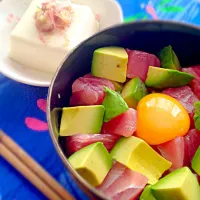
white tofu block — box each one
[9,0,99,74]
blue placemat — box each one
[1,0,200,199]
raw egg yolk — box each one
[136,93,190,145]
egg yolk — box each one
[136,93,190,145]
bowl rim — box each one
[47,20,200,200]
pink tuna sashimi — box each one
[82,73,115,87]
[101,108,137,137]
[184,129,200,166]
[151,145,160,154]
[157,137,185,172]
[97,162,148,200]
[70,90,103,106]
[65,134,120,155]
[162,86,199,128]
[72,76,115,92]
[97,162,126,192]
[70,76,115,106]
[126,49,160,81]
[182,66,200,99]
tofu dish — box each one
[58,45,200,200]
[9,0,99,74]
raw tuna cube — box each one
[151,145,160,154]
[157,137,185,172]
[65,134,120,155]
[70,90,102,106]
[162,86,199,128]
[158,129,200,169]
[82,73,115,87]
[97,162,148,200]
[126,49,160,81]
[101,108,137,137]
[70,76,115,106]
[184,129,200,166]
[182,66,200,99]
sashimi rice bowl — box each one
[47,21,200,200]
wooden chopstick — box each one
[0,130,75,200]
[0,143,64,200]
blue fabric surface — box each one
[1,0,200,200]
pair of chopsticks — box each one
[0,130,75,200]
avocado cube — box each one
[91,47,128,83]
[140,185,156,200]
[60,105,105,136]
[151,167,200,200]
[110,136,172,184]
[102,87,128,122]
[51,108,62,140]
[159,45,180,70]
[192,146,200,176]
[145,66,194,89]
[121,77,148,109]
[68,142,113,187]
[194,101,200,131]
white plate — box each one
[0,0,123,87]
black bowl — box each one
[47,20,200,200]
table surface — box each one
[1,0,200,199]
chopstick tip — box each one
[0,130,6,141]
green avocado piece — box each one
[140,185,156,200]
[111,81,124,92]
[51,108,62,140]
[192,146,200,176]
[194,101,200,131]
[102,87,128,122]
[91,47,128,83]
[110,136,172,185]
[121,77,148,109]
[60,105,105,136]
[159,45,180,70]
[151,167,200,200]
[68,142,113,187]
[145,66,194,89]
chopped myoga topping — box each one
[34,0,73,33]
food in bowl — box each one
[9,0,99,74]
[57,45,200,199]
